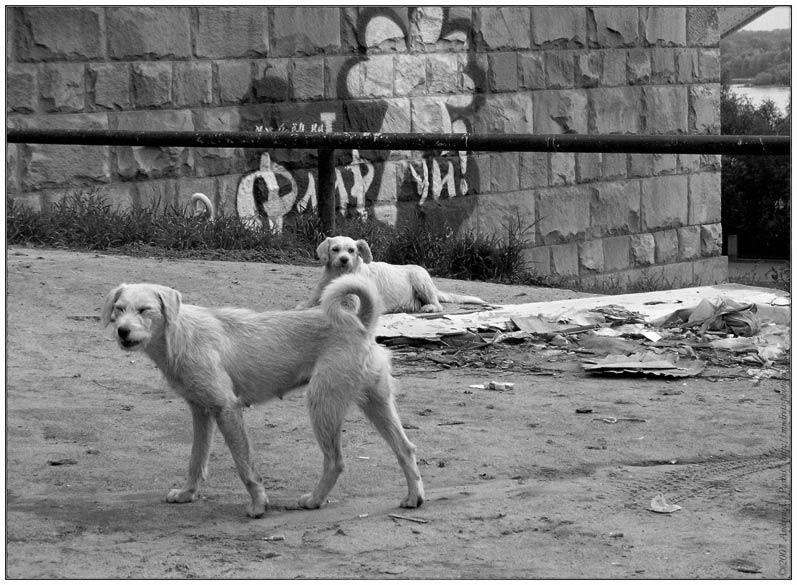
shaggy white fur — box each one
[300,235,488,313]
[102,275,424,517]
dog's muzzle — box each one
[116,326,140,349]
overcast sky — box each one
[741,6,791,30]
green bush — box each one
[721,86,791,259]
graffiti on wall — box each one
[236,7,485,231]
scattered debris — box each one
[262,534,285,542]
[582,352,706,378]
[650,494,682,514]
[47,458,78,466]
[468,381,515,391]
[388,513,428,524]
[728,558,763,574]
[575,408,593,414]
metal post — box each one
[317,148,335,236]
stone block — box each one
[676,49,698,83]
[698,48,721,83]
[690,85,720,134]
[490,153,520,193]
[271,7,341,56]
[394,54,427,96]
[576,53,601,88]
[411,97,448,133]
[577,153,602,183]
[466,154,491,195]
[218,60,254,104]
[476,7,531,50]
[89,63,131,111]
[461,53,489,93]
[518,53,545,90]
[626,49,651,85]
[653,153,677,175]
[478,190,535,245]
[531,6,586,47]
[524,245,551,276]
[550,243,579,277]
[6,64,37,113]
[107,7,191,59]
[700,223,723,256]
[193,109,243,176]
[677,225,701,260]
[550,153,575,186]
[292,59,325,101]
[645,86,688,134]
[602,153,627,179]
[699,154,721,172]
[473,93,534,134]
[6,143,19,193]
[520,152,548,189]
[373,161,399,203]
[489,52,518,92]
[173,62,213,107]
[533,89,588,134]
[94,182,137,211]
[600,50,627,86]
[132,63,172,108]
[579,239,604,273]
[40,63,85,113]
[628,154,653,178]
[14,7,102,60]
[678,154,701,174]
[24,143,109,190]
[361,54,394,98]
[217,174,242,217]
[536,185,591,245]
[545,51,575,89]
[643,7,686,47]
[686,7,719,47]
[253,59,290,102]
[196,7,268,58]
[590,7,639,47]
[376,98,412,133]
[348,7,409,52]
[427,53,458,95]
[112,110,194,180]
[134,179,177,209]
[601,236,630,272]
[653,229,679,263]
[631,233,655,266]
[651,48,677,83]
[691,256,728,286]
[688,172,721,225]
[641,175,688,230]
[590,87,642,134]
[590,180,640,237]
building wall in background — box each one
[6,6,726,288]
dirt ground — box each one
[5,246,792,579]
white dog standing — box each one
[301,236,488,313]
[102,275,424,518]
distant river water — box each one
[729,84,791,114]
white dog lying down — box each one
[102,275,424,518]
[301,235,488,313]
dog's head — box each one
[101,283,181,351]
[317,236,373,273]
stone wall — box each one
[6,6,727,289]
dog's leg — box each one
[409,272,444,313]
[361,377,425,508]
[167,401,215,505]
[298,385,349,509]
[214,406,268,518]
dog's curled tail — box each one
[320,274,382,334]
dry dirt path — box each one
[5,246,791,579]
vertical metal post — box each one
[317,148,335,235]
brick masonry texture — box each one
[6,6,726,291]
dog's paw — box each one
[166,488,197,504]
[297,492,323,509]
[246,502,267,518]
[420,304,443,313]
[400,492,425,509]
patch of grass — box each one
[730,265,791,292]
[7,192,538,284]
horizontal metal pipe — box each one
[6,128,791,155]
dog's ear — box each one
[101,284,125,326]
[316,237,332,264]
[356,239,373,264]
[156,286,182,326]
